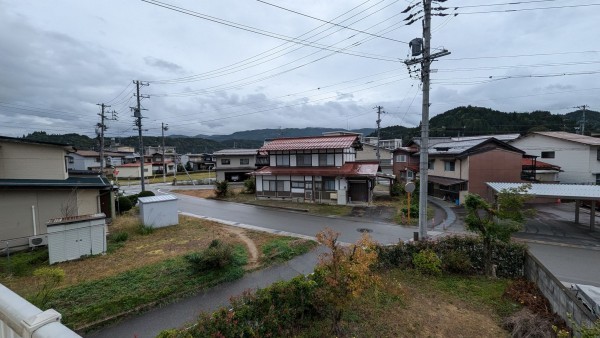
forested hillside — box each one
[370,106,599,143]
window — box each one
[276,181,285,192]
[323,178,336,191]
[318,154,335,166]
[407,171,414,179]
[67,156,74,164]
[541,151,555,159]
[95,157,100,163]
[305,182,313,189]
[291,181,304,188]
[221,159,231,165]
[276,154,290,166]
[597,174,600,185]
[597,148,600,161]
[263,180,276,191]
[239,158,249,165]
[444,161,455,171]
[428,160,434,170]
[396,154,407,163]
[296,154,312,166]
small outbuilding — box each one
[138,194,179,228]
[46,213,107,264]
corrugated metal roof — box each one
[486,182,600,199]
[533,131,600,146]
[138,194,178,203]
[0,176,111,188]
[252,161,378,177]
[213,149,258,156]
[260,135,360,151]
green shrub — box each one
[29,267,65,308]
[214,180,229,198]
[137,224,154,235]
[413,249,442,276]
[109,231,129,243]
[390,181,404,197]
[116,196,133,214]
[186,240,234,272]
[137,190,155,198]
[243,177,256,194]
[186,275,319,337]
[377,235,526,278]
[442,250,473,274]
[126,194,139,206]
[400,204,419,218]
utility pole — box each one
[375,106,384,165]
[162,122,169,183]
[131,80,150,191]
[403,0,450,240]
[96,103,117,173]
[576,105,589,135]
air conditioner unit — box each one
[29,235,48,248]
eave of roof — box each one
[251,161,379,177]
[0,176,111,188]
[487,182,600,200]
[532,131,600,146]
[0,136,76,152]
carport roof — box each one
[486,182,600,200]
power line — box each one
[141,0,399,63]
[256,0,407,43]
[456,3,600,15]
[443,50,600,61]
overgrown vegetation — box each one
[185,240,247,272]
[29,267,65,308]
[0,248,49,277]
[243,177,256,194]
[412,249,442,276]
[261,237,314,264]
[465,185,533,276]
[214,180,229,198]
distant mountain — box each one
[371,106,598,144]
[196,127,375,142]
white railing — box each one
[0,284,80,338]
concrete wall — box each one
[512,134,599,184]
[0,141,68,180]
[0,189,101,249]
[524,253,596,331]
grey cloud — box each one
[144,57,184,73]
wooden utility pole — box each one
[97,103,117,173]
[131,80,149,191]
[404,0,450,240]
[162,122,169,183]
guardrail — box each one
[0,283,80,338]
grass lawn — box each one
[115,171,214,185]
[0,212,316,331]
[294,269,516,337]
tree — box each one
[464,184,533,276]
[314,228,379,335]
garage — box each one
[349,180,369,202]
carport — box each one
[487,182,600,231]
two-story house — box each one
[213,149,259,182]
[252,135,379,204]
[67,150,128,172]
[394,136,524,203]
[0,136,113,250]
[510,131,600,184]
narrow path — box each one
[222,225,260,270]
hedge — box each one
[377,235,526,278]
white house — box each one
[213,149,259,182]
[510,131,600,184]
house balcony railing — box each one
[0,283,80,338]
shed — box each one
[138,194,179,228]
[46,213,107,264]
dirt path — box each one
[221,226,260,270]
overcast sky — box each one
[1,0,598,138]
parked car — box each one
[572,284,600,319]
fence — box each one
[524,252,596,329]
[0,283,80,338]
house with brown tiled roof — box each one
[394,136,524,203]
[510,131,600,184]
[252,135,379,204]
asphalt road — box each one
[169,189,418,245]
[527,242,600,287]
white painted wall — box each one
[512,134,600,184]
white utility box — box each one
[46,213,107,264]
[138,194,179,228]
